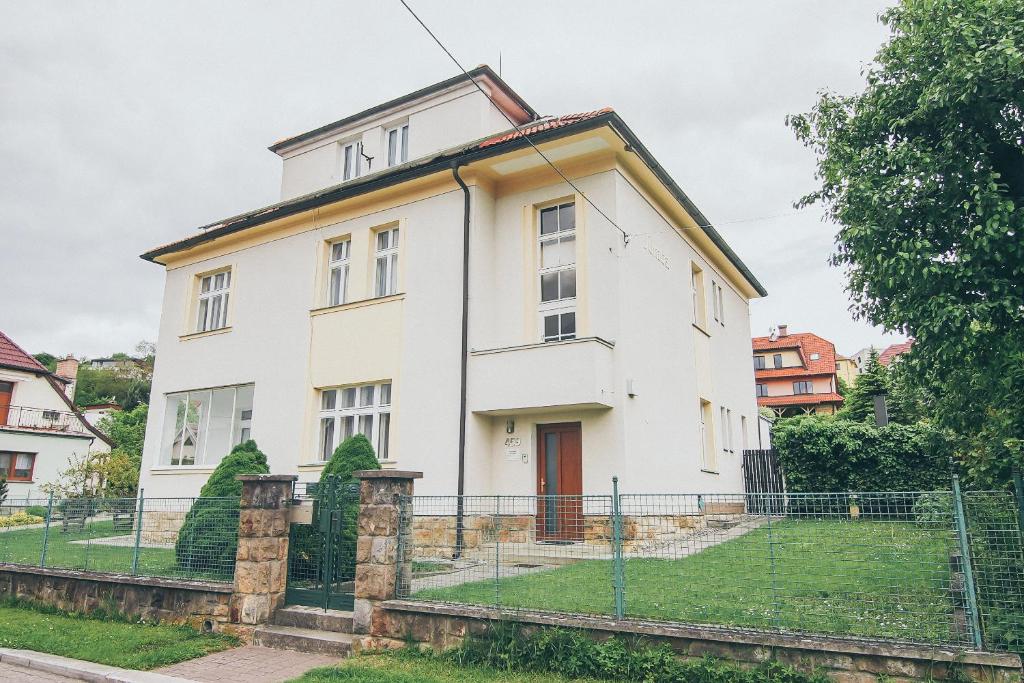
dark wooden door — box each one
[0,381,12,426]
[536,422,583,541]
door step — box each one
[272,605,354,633]
[253,624,354,656]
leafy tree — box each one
[788,0,1024,486]
[0,475,7,506]
[73,366,151,411]
[837,351,888,423]
[175,440,269,576]
[32,353,57,372]
[97,404,148,458]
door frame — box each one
[535,421,583,541]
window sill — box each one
[692,323,711,338]
[179,327,232,341]
[310,293,405,317]
[149,466,217,474]
[299,460,398,470]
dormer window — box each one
[342,141,363,181]
[386,124,409,167]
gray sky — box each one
[1,0,903,359]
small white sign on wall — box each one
[503,436,527,463]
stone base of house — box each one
[365,600,1022,683]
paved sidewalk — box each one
[0,648,193,681]
[157,646,342,683]
[0,660,78,681]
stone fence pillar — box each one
[232,474,297,625]
[352,470,421,634]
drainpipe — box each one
[452,161,471,558]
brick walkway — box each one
[0,661,77,681]
[157,646,342,683]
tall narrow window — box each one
[711,282,721,323]
[691,264,706,328]
[386,124,409,167]
[342,141,362,181]
[699,398,716,471]
[374,227,400,297]
[716,282,725,325]
[773,353,783,369]
[753,355,766,370]
[327,239,351,306]
[538,201,576,342]
[317,382,392,462]
[195,270,231,332]
[740,415,749,450]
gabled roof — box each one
[878,340,914,366]
[479,108,612,148]
[0,330,50,375]
[752,332,838,378]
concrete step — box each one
[253,624,354,656]
[272,605,354,633]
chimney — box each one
[55,356,79,400]
[778,324,789,337]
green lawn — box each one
[289,655,600,683]
[0,602,237,669]
[415,520,960,644]
[0,519,232,582]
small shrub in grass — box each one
[175,440,268,575]
[0,511,44,528]
[25,505,48,518]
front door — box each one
[536,422,583,541]
[0,381,12,425]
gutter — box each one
[451,161,471,559]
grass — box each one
[289,654,600,682]
[0,600,237,670]
[0,518,232,582]
[415,519,961,644]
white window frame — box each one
[327,239,351,307]
[195,269,231,332]
[317,381,392,462]
[691,264,706,328]
[385,123,409,167]
[162,384,254,467]
[712,281,725,325]
[793,380,814,395]
[741,415,749,451]
[699,398,716,471]
[374,227,400,297]
[538,201,577,342]
[342,140,363,181]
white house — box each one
[138,66,766,515]
[0,333,112,500]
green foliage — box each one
[97,404,147,458]
[319,433,380,485]
[911,492,953,526]
[446,622,830,683]
[73,366,151,411]
[95,449,141,498]
[772,416,950,492]
[788,0,1024,487]
[837,351,888,423]
[0,475,6,506]
[175,440,268,573]
[24,505,47,518]
[32,352,57,372]
[964,493,1024,651]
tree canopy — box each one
[788,0,1024,485]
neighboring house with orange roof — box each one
[0,331,112,499]
[137,65,766,508]
[878,340,914,367]
[752,325,844,417]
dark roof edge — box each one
[268,66,538,154]
[44,374,115,448]
[0,361,49,377]
[145,111,766,298]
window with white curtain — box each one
[342,140,362,181]
[538,201,576,342]
[385,124,409,167]
[317,382,392,462]
[327,239,351,307]
[374,228,400,297]
[161,384,254,466]
[0,452,36,482]
[195,270,231,332]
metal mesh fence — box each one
[0,494,239,583]
[397,488,1024,653]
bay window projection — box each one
[385,124,409,167]
[195,270,231,332]
[342,141,362,181]
[160,384,254,466]
[374,228,399,297]
[538,201,577,342]
[318,382,392,462]
[327,239,351,306]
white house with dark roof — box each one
[0,332,112,499]
[138,66,766,529]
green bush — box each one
[911,491,952,527]
[24,506,47,518]
[174,440,268,576]
[964,493,1024,653]
[318,433,380,485]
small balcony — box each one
[0,406,92,436]
[469,337,616,415]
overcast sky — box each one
[1,0,904,359]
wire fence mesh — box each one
[0,494,239,583]
[397,488,1024,654]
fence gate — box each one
[742,448,785,514]
[285,475,360,611]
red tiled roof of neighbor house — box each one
[878,339,914,366]
[478,108,614,148]
[0,330,50,375]
[752,332,838,379]
[758,392,844,407]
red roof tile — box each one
[752,332,838,379]
[0,330,49,374]
[757,392,844,407]
[878,340,914,366]
[478,108,613,148]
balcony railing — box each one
[0,405,93,436]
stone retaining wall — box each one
[363,600,1022,683]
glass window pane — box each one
[341,415,354,440]
[321,390,337,410]
[540,272,559,302]
[540,207,558,235]
[329,267,343,306]
[197,299,209,332]
[378,413,390,460]
[343,146,353,180]
[541,236,575,268]
[544,315,559,339]
[360,385,374,407]
[0,453,10,471]
[220,293,229,327]
[400,125,409,162]
[331,241,348,262]
[377,231,389,251]
[379,383,391,406]
[389,254,398,294]
[388,129,397,165]
[13,454,33,479]
[201,276,211,293]
[204,388,235,465]
[359,414,373,439]
[562,312,576,337]
[214,273,224,290]
[558,203,575,231]
[376,257,388,296]
[561,269,576,299]
[210,296,222,330]
[342,388,357,408]
[320,418,335,461]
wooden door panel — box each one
[536,422,583,541]
[0,381,12,426]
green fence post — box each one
[39,491,54,568]
[131,489,144,575]
[494,495,501,608]
[1013,467,1024,543]
[611,477,625,620]
[952,472,983,649]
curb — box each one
[0,648,197,682]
